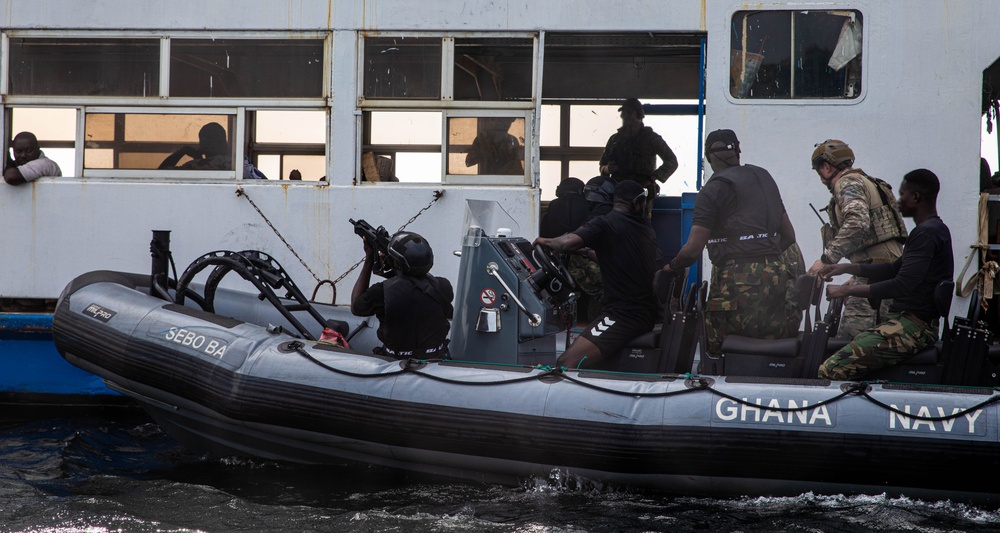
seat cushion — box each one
[721,335,800,358]
[624,323,662,349]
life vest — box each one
[705,165,785,264]
[826,169,907,263]
[381,274,452,358]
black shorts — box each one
[579,308,656,358]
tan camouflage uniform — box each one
[705,255,800,354]
[821,169,906,338]
[817,311,938,380]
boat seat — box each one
[707,274,820,378]
[866,280,954,384]
[825,337,850,355]
[720,336,801,359]
[615,269,695,373]
[626,324,662,349]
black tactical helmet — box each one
[811,139,855,170]
[583,175,616,205]
[388,231,433,276]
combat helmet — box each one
[388,231,434,276]
[811,139,855,170]
[583,175,616,206]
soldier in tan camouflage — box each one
[807,140,908,338]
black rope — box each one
[290,343,1000,420]
[858,385,1000,422]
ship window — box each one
[446,115,525,177]
[7,38,159,97]
[83,112,236,177]
[453,38,534,101]
[7,107,77,177]
[363,37,443,100]
[361,111,442,183]
[251,110,327,181]
[170,39,324,98]
[730,10,862,99]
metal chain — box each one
[236,187,323,284]
[330,189,445,286]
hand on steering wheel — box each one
[532,243,575,291]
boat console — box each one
[450,200,575,365]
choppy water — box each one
[2,415,1000,533]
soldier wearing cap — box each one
[808,139,907,338]
[598,98,678,218]
[663,129,801,354]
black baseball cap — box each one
[705,129,740,153]
[618,98,645,118]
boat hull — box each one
[53,271,1000,504]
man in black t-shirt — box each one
[534,180,660,369]
[663,129,800,353]
[817,169,954,380]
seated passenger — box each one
[817,169,954,381]
[4,131,62,186]
[534,180,659,369]
[351,231,454,359]
[158,122,267,180]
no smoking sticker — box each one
[480,288,497,306]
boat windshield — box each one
[461,199,520,248]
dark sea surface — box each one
[2,415,1000,533]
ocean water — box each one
[2,415,1000,533]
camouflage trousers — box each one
[818,311,938,381]
[705,255,800,354]
[567,254,602,298]
[838,276,894,339]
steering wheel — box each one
[532,243,576,291]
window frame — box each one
[80,106,243,180]
[443,108,533,186]
[725,8,866,105]
[356,32,540,186]
[1,30,331,183]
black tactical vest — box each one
[381,275,452,357]
[705,165,784,264]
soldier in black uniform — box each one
[598,98,679,218]
[351,231,454,359]
[535,180,660,369]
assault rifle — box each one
[349,218,394,277]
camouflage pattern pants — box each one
[818,311,938,381]
[567,254,603,321]
[838,276,894,339]
[705,255,800,354]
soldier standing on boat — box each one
[807,140,907,338]
[598,98,678,219]
[818,169,953,380]
[662,129,802,354]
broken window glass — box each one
[170,39,324,98]
[363,37,442,99]
[453,38,533,101]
